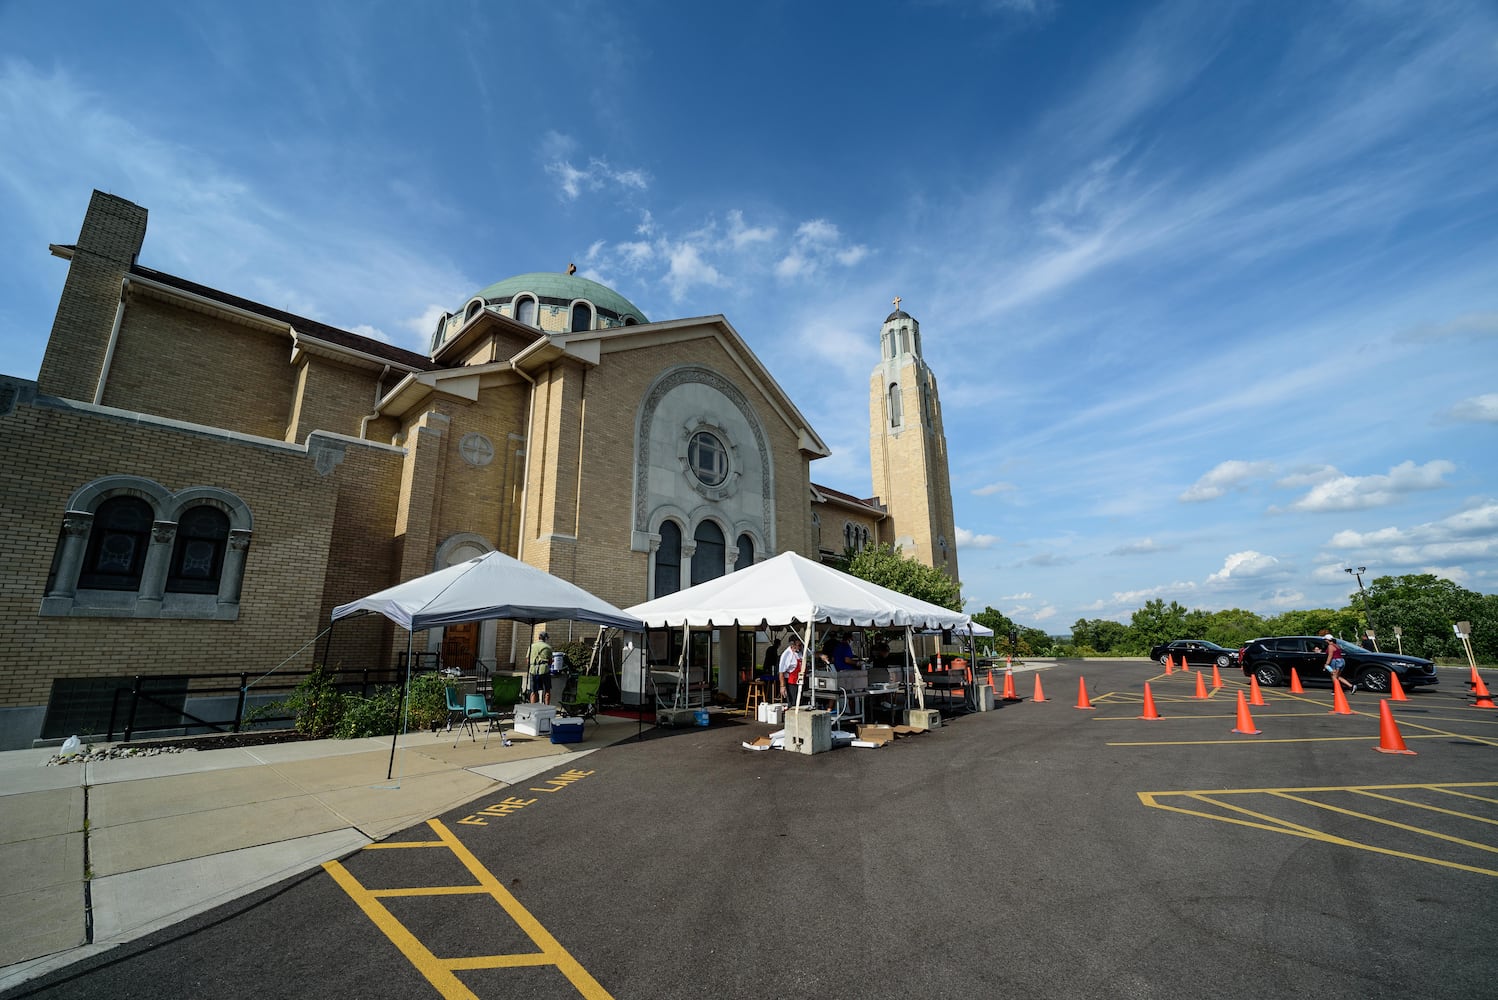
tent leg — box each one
[387,630,413,781]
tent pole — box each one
[387,630,413,781]
[319,616,335,668]
[637,627,648,741]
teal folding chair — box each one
[454,693,503,747]
[444,685,466,732]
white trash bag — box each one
[60,735,83,757]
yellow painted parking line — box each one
[1139,783,1498,878]
[1109,735,1406,746]
[325,818,613,1000]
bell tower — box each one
[868,298,959,583]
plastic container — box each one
[550,718,584,744]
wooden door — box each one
[441,621,478,672]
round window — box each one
[687,431,728,486]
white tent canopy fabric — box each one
[625,550,969,630]
[332,549,644,632]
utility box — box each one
[903,708,941,731]
[974,683,995,712]
[784,707,831,755]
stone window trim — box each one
[645,508,748,597]
[633,365,774,549]
[676,417,740,502]
[42,475,253,621]
[568,298,595,333]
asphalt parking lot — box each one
[7,659,1496,1000]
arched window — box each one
[691,521,726,586]
[888,383,902,428]
[79,496,153,591]
[899,327,911,355]
[166,505,230,594]
[736,533,754,571]
[514,295,537,327]
[570,301,593,332]
[623,316,639,326]
[463,299,483,323]
[655,521,682,597]
[887,332,897,358]
[844,523,854,550]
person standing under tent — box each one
[778,635,803,705]
[762,637,782,684]
[528,631,553,704]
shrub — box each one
[280,664,345,738]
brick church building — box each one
[0,190,958,748]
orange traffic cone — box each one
[1373,699,1416,754]
[1474,672,1496,709]
[1388,671,1407,702]
[1032,674,1047,702]
[1231,690,1261,734]
[1139,682,1162,720]
[987,668,996,690]
[1193,671,1209,699]
[1249,674,1268,707]
[1330,679,1354,715]
[1002,669,1019,701]
[1289,668,1304,693]
[1007,654,1013,669]
[1210,664,1223,689]
[1075,676,1095,710]
[1163,654,1174,675]
[1469,662,1483,689]
[1178,656,1190,672]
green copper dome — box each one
[472,272,647,325]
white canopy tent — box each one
[626,550,969,716]
[331,549,644,777]
[332,549,644,632]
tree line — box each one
[1059,573,1496,662]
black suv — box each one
[1148,639,1239,669]
[1237,636,1438,694]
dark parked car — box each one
[1148,639,1240,669]
[1237,635,1439,694]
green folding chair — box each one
[489,675,524,716]
[560,674,602,727]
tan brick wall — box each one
[288,356,385,442]
[36,192,147,402]
[100,295,297,439]
[0,393,406,710]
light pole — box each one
[1345,566,1375,648]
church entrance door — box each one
[441,621,478,673]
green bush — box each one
[335,685,402,738]
[280,664,345,737]
[553,640,596,672]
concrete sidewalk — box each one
[0,714,638,991]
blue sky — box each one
[3,0,1496,630]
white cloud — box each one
[1396,311,1498,343]
[1000,592,1033,600]
[544,155,650,201]
[726,209,775,249]
[661,242,725,300]
[1180,460,1274,502]
[1107,537,1172,556]
[1446,393,1498,423]
[973,481,1017,496]
[1325,499,1498,567]
[774,219,869,281]
[956,526,1000,548]
[1260,588,1306,609]
[1207,550,1282,584]
[1275,465,1339,489]
[1107,581,1197,606]
[1030,606,1058,621]
[1289,459,1455,512]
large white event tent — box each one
[331,549,643,776]
[626,550,969,711]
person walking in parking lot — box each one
[1320,629,1355,694]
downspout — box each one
[92,277,130,405]
[358,364,392,439]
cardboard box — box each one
[549,718,584,744]
[514,704,557,736]
[856,724,895,746]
